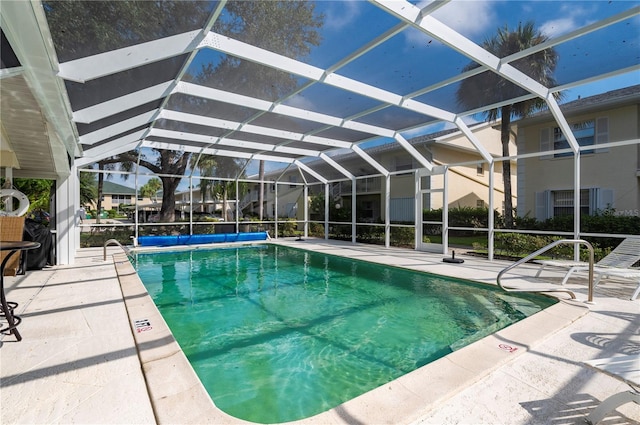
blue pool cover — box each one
[137,232,269,247]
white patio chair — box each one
[591,267,640,301]
[534,237,640,293]
[583,355,640,424]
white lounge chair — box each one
[535,237,640,298]
[591,267,640,301]
[583,355,640,424]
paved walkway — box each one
[1,241,638,424]
[0,247,155,424]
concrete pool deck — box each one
[1,239,638,424]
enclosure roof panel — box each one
[0,0,638,179]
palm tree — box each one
[140,178,162,201]
[456,21,562,228]
[94,158,134,223]
[191,154,248,220]
[79,171,97,207]
[212,158,247,221]
[190,154,217,212]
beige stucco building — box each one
[87,181,140,211]
[515,85,639,220]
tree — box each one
[2,178,53,212]
[201,155,247,221]
[188,1,323,222]
[94,159,134,224]
[44,1,324,222]
[114,150,189,222]
[43,1,214,63]
[189,154,217,212]
[139,178,162,201]
[456,21,562,228]
[79,171,97,207]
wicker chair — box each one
[0,215,26,276]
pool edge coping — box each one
[113,246,590,425]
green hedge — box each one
[480,233,612,262]
[424,206,497,228]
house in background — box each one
[175,187,233,220]
[515,85,640,221]
[87,181,156,216]
[87,181,139,211]
[242,121,516,222]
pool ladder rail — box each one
[103,239,131,261]
[497,239,595,303]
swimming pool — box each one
[133,244,556,423]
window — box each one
[552,190,589,216]
[476,200,485,208]
[359,201,374,220]
[535,188,613,220]
[476,163,484,176]
[389,198,414,221]
[540,118,607,159]
[112,194,132,204]
[394,156,413,172]
[285,203,297,218]
[553,120,595,157]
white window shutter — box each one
[539,128,552,160]
[535,190,549,220]
[595,117,609,153]
[597,189,614,212]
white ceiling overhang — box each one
[0,0,80,178]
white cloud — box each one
[403,0,497,48]
[539,4,597,38]
[430,0,497,38]
[400,121,453,139]
[540,18,577,38]
[324,0,362,30]
[284,93,317,111]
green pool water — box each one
[133,244,555,424]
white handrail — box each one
[497,239,595,302]
[103,239,129,261]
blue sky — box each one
[119,0,640,188]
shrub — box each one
[356,225,384,244]
[308,222,324,237]
[80,227,134,248]
[277,218,298,237]
[390,227,414,248]
[534,210,639,251]
[423,206,501,235]
[489,233,611,262]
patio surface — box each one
[1,239,638,424]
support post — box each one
[351,178,357,244]
[574,152,581,261]
[55,171,79,265]
[385,174,390,248]
[324,183,329,240]
[303,184,309,238]
[488,161,495,261]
